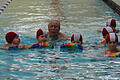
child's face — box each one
[38,35,47,42]
[12,36,20,44]
[111,26,116,29]
[72,40,82,45]
[108,41,117,50]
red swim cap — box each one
[5,32,18,43]
[102,27,113,38]
[106,19,116,27]
[36,29,47,39]
[71,33,83,44]
[106,33,118,43]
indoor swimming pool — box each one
[0,0,120,79]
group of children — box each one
[0,29,83,50]
[0,19,120,55]
[98,19,120,54]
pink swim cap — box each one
[71,33,82,44]
[106,19,116,27]
[5,32,18,43]
[102,27,113,38]
[36,29,47,39]
[106,33,118,43]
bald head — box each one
[47,20,69,40]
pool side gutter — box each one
[102,0,120,16]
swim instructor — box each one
[47,20,69,40]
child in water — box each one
[98,27,114,46]
[71,33,90,50]
[0,32,27,50]
[29,29,52,48]
[60,33,83,51]
[106,19,119,33]
[71,33,83,46]
[101,33,120,55]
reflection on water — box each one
[0,0,120,80]
[50,0,65,21]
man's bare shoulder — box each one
[59,32,69,39]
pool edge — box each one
[102,0,120,16]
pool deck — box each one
[102,0,120,16]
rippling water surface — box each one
[0,0,120,80]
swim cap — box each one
[36,29,47,39]
[106,19,116,27]
[106,33,118,43]
[71,33,82,44]
[102,27,113,38]
[5,32,18,43]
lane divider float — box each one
[0,0,13,14]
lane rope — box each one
[0,0,13,14]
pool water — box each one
[0,0,120,80]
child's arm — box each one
[114,28,119,33]
[116,48,120,52]
[28,42,39,48]
[0,45,9,49]
[100,49,109,56]
[18,44,28,49]
[98,40,106,45]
